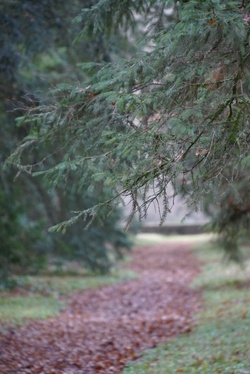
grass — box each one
[13,268,136,296]
[123,236,250,374]
[0,268,136,328]
[134,233,213,246]
[0,296,65,327]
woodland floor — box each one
[0,242,201,374]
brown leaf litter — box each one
[0,242,201,373]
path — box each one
[0,242,201,373]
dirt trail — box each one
[0,243,201,374]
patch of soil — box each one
[0,243,201,373]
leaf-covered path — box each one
[0,243,201,373]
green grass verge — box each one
[0,296,65,327]
[123,238,250,374]
[0,269,136,328]
[134,233,213,246]
[13,269,136,296]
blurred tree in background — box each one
[0,0,132,280]
[10,0,250,262]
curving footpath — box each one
[0,242,201,374]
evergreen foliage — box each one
[1,0,131,279]
[9,0,250,260]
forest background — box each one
[0,0,134,282]
[1,0,250,282]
